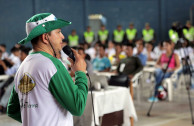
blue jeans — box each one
[154,68,173,96]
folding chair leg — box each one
[165,79,173,101]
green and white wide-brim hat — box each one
[19,13,71,44]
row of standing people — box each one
[67,21,194,48]
[67,23,155,47]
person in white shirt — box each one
[105,41,116,57]
[5,47,31,75]
[144,42,157,61]
[0,44,9,60]
[154,41,164,59]
[7,47,21,67]
[7,13,88,126]
[85,42,98,60]
[133,40,147,55]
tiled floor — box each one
[0,86,194,126]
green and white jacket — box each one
[7,51,88,126]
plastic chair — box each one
[162,65,182,101]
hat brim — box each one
[19,19,71,44]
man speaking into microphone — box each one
[7,13,88,126]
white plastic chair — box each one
[131,71,143,103]
[163,65,182,101]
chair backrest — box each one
[88,74,109,90]
[109,75,129,88]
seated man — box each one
[136,41,147,66]
[117,43,143,79]
[109,43,126,65]
[92,44,111,72]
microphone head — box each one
[62,45,76,62]
[62,45,72,55]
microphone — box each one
[62,45,76,62]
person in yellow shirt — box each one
[169,22,179,43]
[109,43,126,65]
[83,26,95,46]
[142,23,155,43]
[68,29,79,47]
[112,25,125,44]
[125,23,137,44]
[97,25,109,46]
[183,21,194,47]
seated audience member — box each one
[148,41,180,102]
[135,41,147,66]
[20,47,31,61]
[0,46,31,113]
[117,43,143,79]
[92,44,111,72]
[78,47,93,74]
[0,44,9,60]
[144,42,157,61]
[59,40,70,69]
[105,41,116,58]
[85,42,97,60]
[5,47,31,75]
[6,47,21,67]
[154,41,164,59]
[109,43,126,65]
[133,40,147,55]
[121,44,127,56]
[0,50,7,75]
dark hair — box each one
[147,42,153,46]
[159,41,163,47]
[163,40,172,46]
[126,43,134,48]
[31,35,40,45]
[21,47,31,55]
[31,32,51,46]
[99,44,106,50]
[101,24,105,27]
[0,44,6,48]
[117,24,122,27]
[71,29,76,33]
[78,47,91,61]
[115,43,122,48]
[78,47,85,52]
[85,54,91,61]
[11,47,20,53]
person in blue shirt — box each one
[92,44,111,72]
[136,41,147,66]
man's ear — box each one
[41,34,49,44]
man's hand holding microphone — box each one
[63,45,87,74]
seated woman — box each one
[148,40,180,102]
